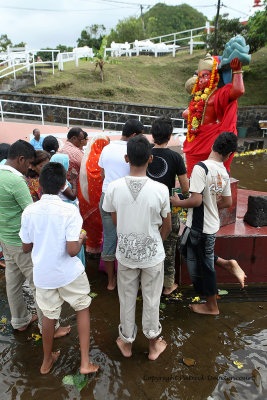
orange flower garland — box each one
[187,58,219,142]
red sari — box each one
[78,134,109,253]
[183,84,237,178]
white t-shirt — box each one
[98,140,130,193]
[103,176,171,268]
[19,194,84,289]
[186,160,231,234]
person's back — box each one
[21,195,84,289]
[105,176,169,267]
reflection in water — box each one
[231,154,267,192]
[0,265,267,400]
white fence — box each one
[105,22,213,58]
[0,98,186,133]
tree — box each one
[204,17,249,54]
[56,44,73,53]
[94,36,108,82]
[13,41,26,48]
[77,24,106,50]
[246,0,267,53]
[107,17,145,46]
[0,34,12,52]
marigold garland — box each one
[187,58,219,142]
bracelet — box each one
[233,70,243,74]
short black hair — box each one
[67,127,84,140]
[83,131,88,139]
[39,162,66,195]
[127,135,151,167]
[33,128,40,134]
[213,132,237,156]
[0,143,11,162]
[8,140,35,160]
[122,119,144,138]
[26,150,51,177]
[151,117,173,145]
[42,135,59,155]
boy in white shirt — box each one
[103,136,172,360]
[19,162,99,375]
[170,132,238,315]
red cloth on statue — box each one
[183,83,237,178]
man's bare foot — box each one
[80,362,99,374]
[107,276,117,291]
[116,337,132,357]
[163,283,178,295]
[189,303,219,315]
[17,314,38,331]
[54,325,71,338]
[227,260,247,288]
[40,351,60,374]
[148,337,167,361]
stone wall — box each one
[0,91,266,136]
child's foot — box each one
[80,361,99,374]
[116,337,132,357]
[40,351,60,374]
[189,303,219,315]
[148,337,167,361]
[17,314,38,331]
[107,276,117,291]
[227,260,247,288]
[54,325,71,338]
[163,283,178,295]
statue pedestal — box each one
[219,178,238,227]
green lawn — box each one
[22,47,267,107]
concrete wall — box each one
[0,92,266,136]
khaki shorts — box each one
[36,272,91,320]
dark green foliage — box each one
[77,24,106,51]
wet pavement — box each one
[0,260,267,400]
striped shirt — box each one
[0,165,33,246]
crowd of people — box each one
[0,120,246,375]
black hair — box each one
[213,132,237,156]
[83,131,88,139]
[39,162,66,195]
[0,143,11,162]
[127,135,151,167]
[67,127,84,140]
[33,128,40,134]
[42,135,59,156]
[122,119,144,138]
[8,140,35,160]
[26,150,51,178]
[151,117,173,145]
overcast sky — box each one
[0,0,261,50]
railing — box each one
[0,98,186,132]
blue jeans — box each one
[99,193,117,262]
[186,229,217,297]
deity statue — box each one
[182,35,250,177]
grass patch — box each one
[21,48,267,106]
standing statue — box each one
[183,35,250,177]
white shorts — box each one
[36,272,91,320]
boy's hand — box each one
[170,192,183,207]
[79,230,87,243]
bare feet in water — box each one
[148,337,167,360]
[54,325,71,338]
[40,351,60,374]
[163,283,178,295]
[80,361,99,374]
[116,337,132,357]
[107,276,117,291]
[17,314,38,331]
[227,260,247,288]
[189,303,219,315]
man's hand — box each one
[230,57,242,71]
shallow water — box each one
[0,262,267,400]
[231,153,267,192]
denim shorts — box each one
[99,193,117,262]
[186,229,217,297]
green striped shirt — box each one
[0,168,33,246]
